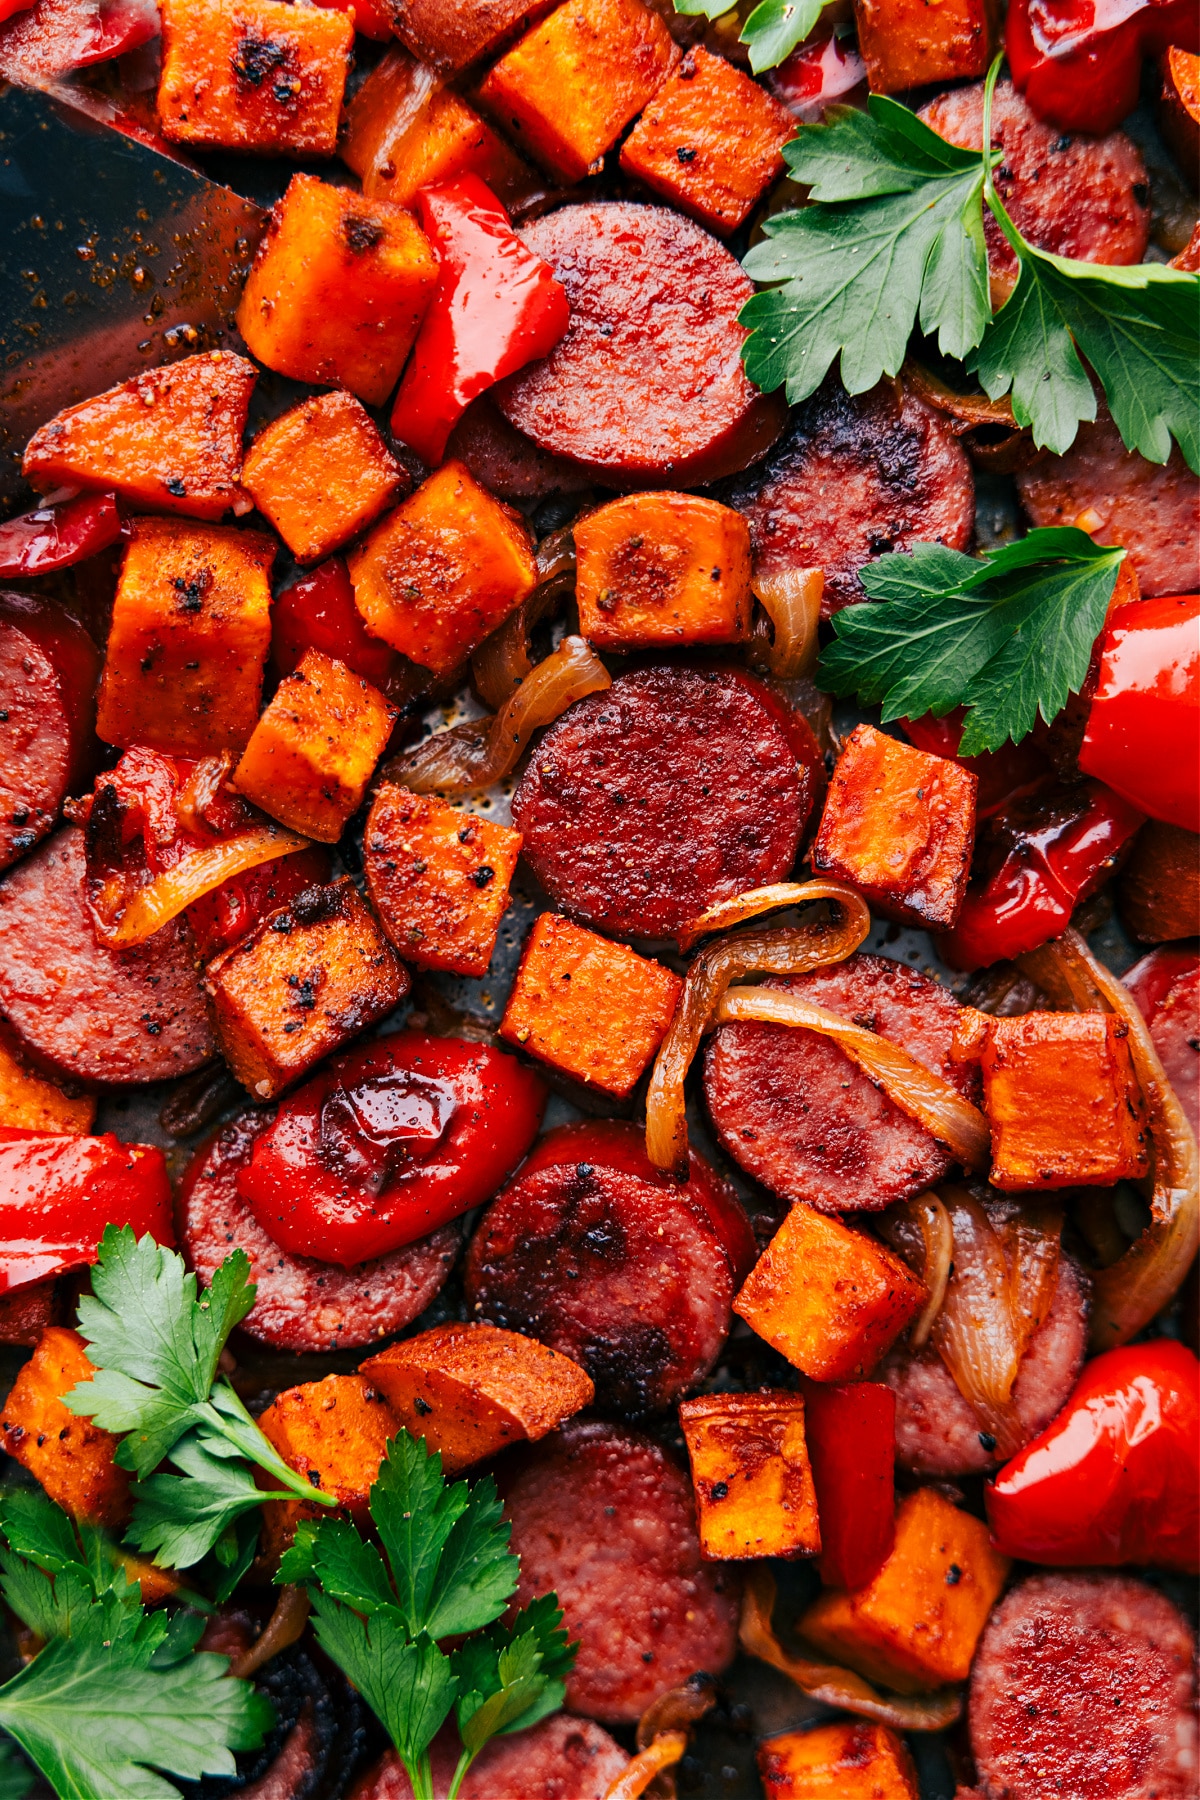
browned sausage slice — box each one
[969,1572,1198,1800]
[704,952,981,1211]
[349,1717,630,1800]
[445,396,593,502]
[724,380,974,615]
[0,592,99,871]
[495,202,786,487]
[511,664,819,940]
[500,1419,741,1724]
[0,826,214,1084]
[179,1109,459,1353]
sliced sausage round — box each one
[511,664,818,940]
[0,826,214,1085]
[879,1252,1089,1475]
[970,1572,1199,1800]
[445,397,593,502]
[0,593,99,872]
[919,79,1151,306]
[1125,946,1200,1139]
[704,952,981,1212]
[495,202,786,488]
[349,1717,629,1800]
[465,1121,753,1412]
[1016,405,1200,598]
[499,1419,741,1724]
[180,1109,459,1353]
[724,379,975,615]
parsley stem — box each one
[979,53,1026,260]
[204,1384,338,1507]
[446,1748,474,1800]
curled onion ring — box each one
[471,529,576,710]
[229,1585,311,1680]
[676,881,846,952]
[749,567,823,680]
[602,1733,689,1800]
[881,1191,954,1349]
[100,827,313,947]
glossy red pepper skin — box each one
[1007,0,1199,133]
[987,1340,1200,1572]
[238,1031,547,1265]
[391,175,570,468]
[271,559,399,692]
[766,28,867,119]
[803,1381,896,1590]
[0,1129,173,1293]
[1079,594,1200,835]
[0,493,121,577]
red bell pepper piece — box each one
[766,27,867,119]
[987,1340,1200,1572]
[271,559,399,692]
[0,493,122,578]
[0,1129,173,1294]
[1079,593,1200,835]
[391,175,571,468]
[803,1380,896,1590]
[1007,0,1199,134]
[903,709,1049,820]
[0,0,158,80]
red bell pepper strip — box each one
[390,175,570,468]
[0,493,122,578]
[1007,0,1199,134]
[987,1340,1200,1572]
[271,559,399,692]
[803,1380,896,1590]
[1079,593,1200,835]
[0,1129,173,1294]
[766,27,866,119]
[0,0,159,81]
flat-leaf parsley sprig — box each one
[279,1431,576,1800]
[818,526,1127,755]
[673,0,841,74]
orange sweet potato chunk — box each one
[798,1488,1009,1692]
[733,1204,927,1382]
[499,912,682,1098]
[758,1721,920,1800]
[237,174,439,407]
[620,47,795,235]
[364,785,522,977]
[574,492,753,650]
[258,1372,399,1560]
[158,0,352,154]
[0,1019,95,1134]
[241,392,403,565]
[22,350,255,522]
[349,460,538,676]
[680,1391,820,1562]
[478,0,679,183]
[0,1328,130,1529]
[813,723,978,930]
[96,518,273,759]
[360,1322,594,1474]
[854,0,1000,93]
[1160,47,1200,181]
[391,0,554,72]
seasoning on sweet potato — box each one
[574,492,753,651]
[813,723,978,930]
[349,460,538,676]
[733,1204,928,1382]
[679,1392,821,1562]
[1160,46,1200,185]
[233,650,396,844]
[22,350,256,522]
[620,47,795,236]
[257,1372,399,1562]
[95,518,273,759]
[798,1488,1010,1692]
[390,0,554,72]
[499,912,682,1099]
[241,392,403,566]
[0,1282,61,1349]
[360,1322,594,1474]
[157,0,352,154]
[364,785,522,977]
[204,878,409,1100]
[955,1009,1149,1190]
[0,1327,130,1529]
[237,174,439,407]
[1118,819,1200,943]
[478,0,679,183]
[853,0,1000,94]
[0,1019,95,1135]
[758,1720,920,1800]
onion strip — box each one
[886,1191,954,1349]
[903,359,1018,430]
[100,826,313,946]
[228,1585,311,1681]
[470,532,576,710]
[750,567,823,679]
[676,881,851,952]
[602,1733,689,1800]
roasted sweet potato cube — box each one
[499,913,682,1098]
[1119,820,1200,943]
[364,786,522,977]
[813,724,977,930]
[679,1392,820,1562]
[620,47,795,235]
[205,878,410,1099]
[241,393,403,566]
[158,0,352,154]
[799,1488,1009,1692]
[258,1373,399,1560]
[237,174,439,407]
[391,0,553,71]
[233,650,396,843]
[96,518,273,759]
[0,1328,130,1529]
[574,492,753,650]
[360,1322,594,1474]
[22,350,255,522]
[733,1205,927,1382]
[478,0,679,183]
[0,1020,95,1134]
[117,1552,182,1607]
[758,1721,920,1800]
[349,461,537,676]
[854,0,999,92]
[1161,46,1200,184]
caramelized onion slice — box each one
[471,533,576,710]
[602,1733,689,1800]
[229,1585,311,1681]
[645,885,871,1177]
[750,567,823,680]
[388,635,610,797]
[903,359,1018,431]
[881,1191,953,1349]
[102,827,313,947]
[740,1570,962,1732]
[636,1675,717,1752]
[676,881,851,952]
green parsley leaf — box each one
[672,0,838,72]
[818,527,1126,754]
[310,1596,456,1781]
[453,1595,576,1754]
[0,1734,34,1799]
[125,1434,293,1571]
